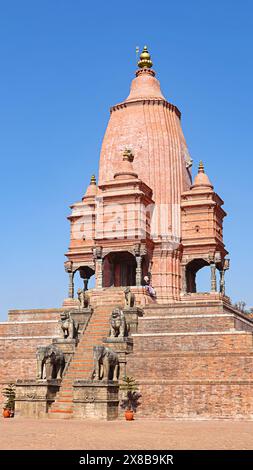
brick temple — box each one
[1,47,253,420]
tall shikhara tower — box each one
[65,46,229,302]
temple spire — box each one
[90,174,97,184]
[191,161,213,189]
[198,160,205,173]
[82,174,97,199]
[138,46,153,69]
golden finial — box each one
[198,161,205,173]
[138,46,153,69]
[90,174,96,184]
[123,148,134,162]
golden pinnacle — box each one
[90,174,97,184]
[138,46,153,69]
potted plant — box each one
[120,376,141,421]
[2,383,15,418]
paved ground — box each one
[0,418,253,450]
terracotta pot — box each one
[125,410,134,421]
[2,409,11,418]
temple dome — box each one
[125,68,165,102]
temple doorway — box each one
[185,258,210,293]
[103,251,137,287]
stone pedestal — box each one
[73,380,119,420]
[103,337,133,379]
[122,307,143,335]
[15,379,61,418]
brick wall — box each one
[0,337,55,408]
[127,352,253,381]
[0,321,59,337]
[132,332,253,353]
[135,382,253,419]
[138,315,235,333]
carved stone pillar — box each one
[135,256,142,286]
[181,264,187,294]
[68,272,74,299]
[220,269,225,295]
[210,264,217,292]
[93,247,103,289]
[96,259,104,289]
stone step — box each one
[49,303,114,416]
[48,409,73,419]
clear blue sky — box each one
[0,0,252,320]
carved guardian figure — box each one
[59,311,79,339]
[109,307,128,338]
[91,345,119,381]
[124,287,135,308]
[36,345,65,380]
[77,288,90,309]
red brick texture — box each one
[126,300,253,419]
[0,309,62,407]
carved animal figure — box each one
[36,345,65,380]
[124,287,135,308]
[59,311,79,339]
[91,345,119,381]
[109,307,128,338]
[77,288,89,309]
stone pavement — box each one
[0,418,253,450]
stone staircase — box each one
[48,289,125,419]
[127,300,253,419]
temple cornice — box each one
[110,98,181,119]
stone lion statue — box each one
[36,345,65,380]
[109,307,128,338]
[91,345,119,381]
[77,288,90,309]
[59,311,79,340]
[124,287,135,308]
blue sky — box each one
[0,0,252,319]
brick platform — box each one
[127,299,253,420]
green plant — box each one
[2,383,16,411]
[119,376,141,412]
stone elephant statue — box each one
[91,345,119,382]
[36,345,65,380]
